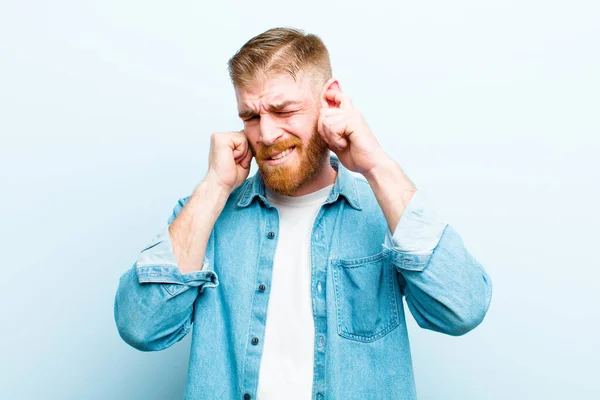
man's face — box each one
[235,71,330,196]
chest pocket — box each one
[331,252,400,342]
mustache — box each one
[256,137,303,160]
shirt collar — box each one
[236,153,362,210]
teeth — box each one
[271,147,293,160]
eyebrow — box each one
[238,100,301,119]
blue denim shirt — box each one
[114,155,492,400]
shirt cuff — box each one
[135,225,216,290]
[384,189,448,255]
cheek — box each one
[287,114,314,132]
[241,133,259,155]
[243,124,260,140]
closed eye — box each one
[242,111,294,122]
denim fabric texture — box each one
[114,155,493,400]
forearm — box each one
[364,155,416,232]
[115,183,224,351]
[169,172,230,274]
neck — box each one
[290,156,337,197]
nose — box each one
[258,114,283,146]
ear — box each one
[319,77,342,109]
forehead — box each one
[235,72,314,109]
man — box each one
[114,27,492,400]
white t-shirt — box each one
[256,184,334,400]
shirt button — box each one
[318,335,325,347]
[251,337,259,345]
[317,393,324,400]
[244,393,251,400]
[267,231,275,239]
[317,282,322,292]
[258,284,266,292]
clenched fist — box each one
[206,130,253,194]
[317,86,387,177]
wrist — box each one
[364,157,416,201]
[365,156,412,185]
[193,172,232,209]
[202,170,234,197]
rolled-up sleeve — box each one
[114,196,219,352]
[383,189,448,256]
[135,225,218,294]
[382,190,492,336]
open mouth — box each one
[267,146,296,162]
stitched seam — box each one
[332,257,400,343]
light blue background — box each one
[1,0,598,399]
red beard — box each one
[253,127,329,196]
